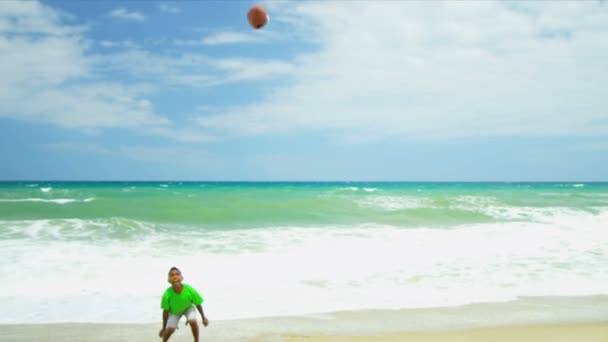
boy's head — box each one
[167,266,183,285]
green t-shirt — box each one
[161,284,204,315]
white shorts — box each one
[167,306,198,329]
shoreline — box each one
[4,321,607,342]
[3,296,608,341]
[275,321,608,342]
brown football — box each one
[247,5,269,29]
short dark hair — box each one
[168,266,181,276]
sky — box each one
[0,0,607,181]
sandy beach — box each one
[3,296,607,342]
[279,322,608,342]
[2,321,607,342]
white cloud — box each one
[0,1,294,143]
[0,34,90,88]
[144,126,216,143]
[174,30,277,46]
[4,1,607,146]
[93,50,217,87]
[110,7,145,22]
[119,146,217,166]
[194,1,608,141]
[8,85,169,129]
[0,1,184,138]
[210,58,295,82]
[96,49,294,87]
[99,40,139,49]
[158,3,181,14]
[43,143,218,167]
[0,1,84,36]
[201,32,264,45]
[0,25,167,129]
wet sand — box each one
[3,296,607,342]
[2,321,607,342]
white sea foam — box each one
[453,200,589,222]
[338,187,378,192]
[449,195,595,222]
[1,208,607,324]
[356,195,431,211]
[454,195,497,207]
[40,187,52,192]
[0,218,156,242]
[554,183,587,188]
[0,198,94,204]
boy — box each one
[159,267,209,342]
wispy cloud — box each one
[158,3,181,14]
[0,1,202,142]
[0,1,86,36]
[210,58,295,82]
[4,0,607,147]
[174,30,275,46]
[99,40,139,49]
[43,143,114,156]
[93,50,217,87]
[194,1,608,141]
[0,0,294,143]
[110,7,145,22]
[43,143,218,167]
[143,126,217,143]
[119,146,217,166]
[96,49,294,87]
[201,32,264,45]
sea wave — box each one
[0,211,607,323]
[450,200,598,222]
[0,209,607,323]
[0,198,95,204]
[0,217,157,241]
[355,195,431,211]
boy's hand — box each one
[202,317,209,327]
[158,328,165,337]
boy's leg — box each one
[163,313,180,342]
[162,327,176,342]
[188,319,199,342]
[185,306,200,342]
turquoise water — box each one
[1,182,606,229]
[1,182,607,323]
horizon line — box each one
[1,180,606,183]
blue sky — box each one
[0,1,607,181]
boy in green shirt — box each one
[159,267,209,342]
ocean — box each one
[0,182,607,324]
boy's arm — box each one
[160,291,170,331]
[196,305,209,326]
[195,305,205,319]
[162,310,169,329]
